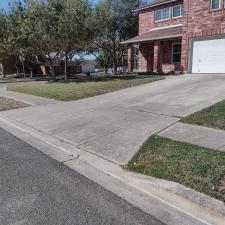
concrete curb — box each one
[0,115,224,225]
[127,172,225,219]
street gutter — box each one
[0,115,224,225]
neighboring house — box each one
[123,0,225,74]
[81,60,96,73]
[0,58,82,76]
[0,58,17,75]
[51,60,82,76]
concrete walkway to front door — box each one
[1,74,225,164]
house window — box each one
[155,8,170,21]
[172,43,182,63]
[172,4,184,18]
[211,0,220,10]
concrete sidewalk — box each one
[159,122,225,150]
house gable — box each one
[139,0,184,35]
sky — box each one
[0,0,101,10]
[0,0,9,10]
[0,0,151,10]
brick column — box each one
[180,0,189,73]
[153,41,161,72]
[127,44,133,73]
[180,35,188,73]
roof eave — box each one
[133,0,176,12]
[121,34,183,45]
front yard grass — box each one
[126,135,225,202]
[180,99,225,130]
[7,76,163,101]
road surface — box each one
[0,128,165,225]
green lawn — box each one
[180,99,225,130]
[7,77,163,101]
[126,135,225,201]
[0,78,17,83]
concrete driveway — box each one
[2,74,225,164]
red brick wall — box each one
[161,38,182,72]
[138,0,225,73]
[138,0,185,72]
[139,0,184,35]
[183,0,225,72]
[139,39,182,72]
[139,42,154,71]
[187,0,225,38]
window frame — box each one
[172,43,182,64]
[210,0,221,11]
[154,7,170,22]
[172,4,184,18]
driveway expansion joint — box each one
[111,105,181,118]
[155,121,179,135]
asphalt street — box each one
[0,128,165,225]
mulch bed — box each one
[0,97,29,112]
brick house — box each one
[123,0,225,74]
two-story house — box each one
[123,0,225,74]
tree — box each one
[0,10,12,78]
[12,0,95,81]
[57,0,94,80]
[27,0,64,80]
[7,1,33,78]
[90,0,143,75]
[91,49,112,74]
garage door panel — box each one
[192,38,225,73]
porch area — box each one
[123,25,186,74]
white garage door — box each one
[192,38,225,73]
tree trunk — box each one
[30,68,33,78]
[22,61,26,79]
[113,61,117,75]
[64,53,68,81]
[49,64,56,82]
[16,66,19,76]
[104,65,108,74]
[1,64,6,78]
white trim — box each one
[172,4,184,18]
[154,7,170,22]
[210,0,221,11]
[121,34,182,44]
[150,24,183,31]
[133,0,176,12]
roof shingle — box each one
[122,25,183,44]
